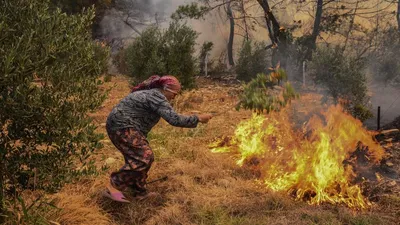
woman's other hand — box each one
[197,114,213,123]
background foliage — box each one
[50,0,111,37]
[371,27,400,84]
[236,40,270,82]
[119,21,199,89]
[309,46,372,121]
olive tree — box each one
[0,1,109,221]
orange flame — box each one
[210,105,386,209]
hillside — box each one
[46,75,400,225]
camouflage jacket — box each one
[106,89,199,136]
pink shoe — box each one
[103,188,130,203]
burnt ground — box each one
[382,115,400,132]
[358,120,400,213]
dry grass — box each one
[42,75,399,225]
[47,183,111,225]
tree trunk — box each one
[226,0,235,66]
[397,0,400,32]
[240,0,250,41]
[311,0,323,49]
[343,0,359,52]
[304,0,323,61]
[257,0,280,45]
[257,0,288,68]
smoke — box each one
[98,0,309,67]
[99,0,273,62]
[364,81,400,129]
[99,0,163,40]
[363,27,400,129]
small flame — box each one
[210,105,385,209]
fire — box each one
[210,105,386,209]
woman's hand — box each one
[197,113,213,123]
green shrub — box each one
[236,41,270,82]
[1,196,58,225]
[121,20,198,89]
[0,0,109,221]
[236,68,299,113]
[124,26,165,82]
[309,46,372,121]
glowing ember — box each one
[210,105,386,208]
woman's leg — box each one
[107,128,154,195]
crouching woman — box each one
[104,75,212,202]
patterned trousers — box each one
[106,126,154,194]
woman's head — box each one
[131,75,182,100]
[159,75,181,100]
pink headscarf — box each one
[131,75,181,93]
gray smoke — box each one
[364,81,400,129]
[98,0,235,69]
[99,0,181,42]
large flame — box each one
[210,105,386,209]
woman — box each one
[104,75,213,202]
